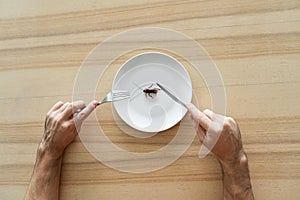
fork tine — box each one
[111,90,130,100]
[113,95,130,101]
[113,95,130,99]
[112,89,128,92]
[96,90,130,106]
[113,93,130,97]
[113,92,129,94]
[114,93,130,96]
[112,90,130,94]
[112,91,130,97]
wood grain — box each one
[0,0,300,199]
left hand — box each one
[39,100,97,160]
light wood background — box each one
[1,0,300,199]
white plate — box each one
[112,52,192,133]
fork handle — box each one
[75,106,86,113]
[75,102,101,113]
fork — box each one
[75,90,130,113]
[97,90,130,105]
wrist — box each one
[220,151,254,199]
[37,139,64,162]
[26,143,63,200]
[35,147,62,171]
[220,149,247,174]
[33,143,63,186]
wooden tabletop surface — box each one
[1,0,300,199]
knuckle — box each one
[66,102,72,110]
[61,102,72,114]
[46,110,55,119]
[47,112,55,121]
[46,111,51,119]
[223,120,232,130]
[62,122,73,130]
[55,115,64,125]
[226,117,236,124]
[223,117,237,130]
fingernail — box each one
[92,100,98,108]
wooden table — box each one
[1,1,299,199]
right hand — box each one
[186,104,255,199]
[186,103,245,167]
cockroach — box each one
[133,82,160,98]
[143,84,160,98]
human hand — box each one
[39,100,97,160]
[186,103,244,167]
[187,103,255,199]
[25,100,97,200]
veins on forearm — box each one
[221,153,255,200]
[25,150,63,200]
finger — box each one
[203,109,214,120]
[74,100,97,123]
[71,100,86,114]
[192,119,198,130]
[192,120,205,142]
[48,101,64,114]
[196,125,206,142]
[186,103,211,130]
[61,100,85,119]
[56,102,70,114]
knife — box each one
[156,83,188,109]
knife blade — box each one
[156,83,188,109]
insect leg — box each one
[148,83,154,88]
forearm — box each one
[25,100,94,200]
[25,148,62,200]
[220,152,255,200]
